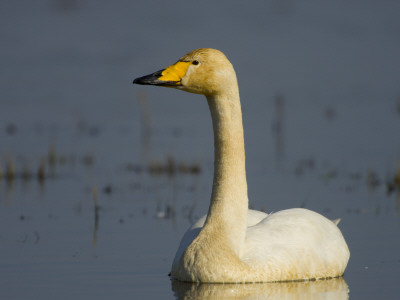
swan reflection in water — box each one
[171,277,349,299]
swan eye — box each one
[192,60,199,65]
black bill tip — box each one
[132,69,180,87]
[133,69,162,85]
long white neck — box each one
[203,86,248,256]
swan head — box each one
[133,48,237,96]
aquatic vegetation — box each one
[147,157,201,177]
[37,159,46,184]
[5,158,16,182]
[93,186,100,246]
[387,168,400,195]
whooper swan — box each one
[133,48,350,283]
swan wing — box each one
[241,208,350,273]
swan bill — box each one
[133,61,191,87]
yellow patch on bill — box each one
[158,61,191,82]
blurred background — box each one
[1,0,400,299]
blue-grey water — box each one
[1,0,400,299]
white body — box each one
[172,209,349,282]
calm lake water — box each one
[1,1,400,299]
